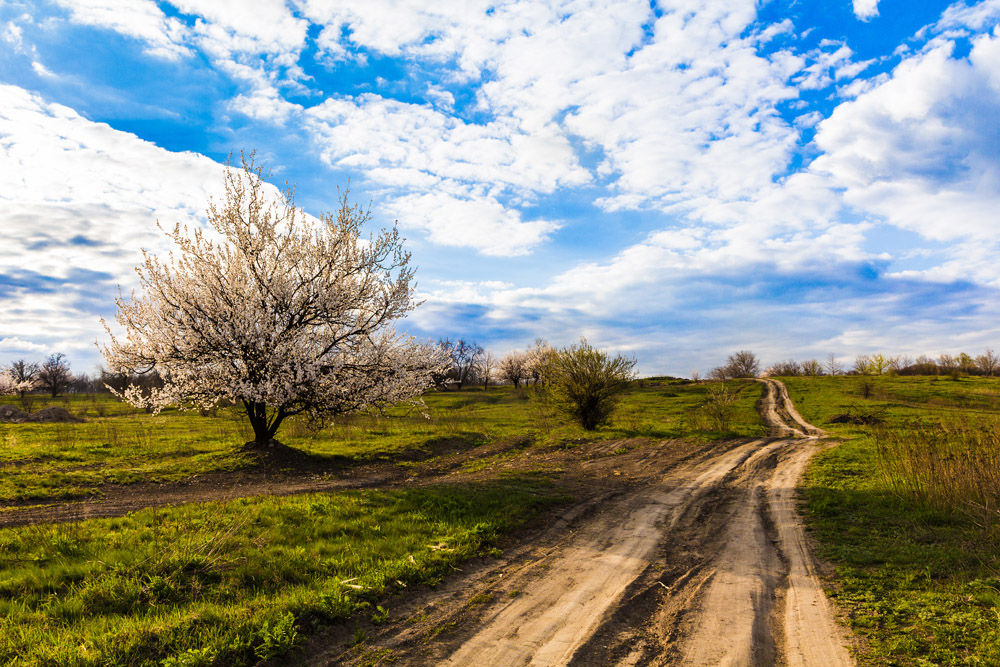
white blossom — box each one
[0,371,19,396]
[0,369,36,396]
[102,152,447,445]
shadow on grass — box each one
[237,432,505,474]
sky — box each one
[2,0,1000,378]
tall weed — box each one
[873,416,1000,529]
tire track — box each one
[426,379,853,667]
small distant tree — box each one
[853,354,872,375]
[102,152,445,448]
[6,359,39,399]
[542,339,636,430]
[825,353,844,376]
[912,355,938,375]
[37,353,73,398]
[800,359,823,376]
[446,339,483,390]
[525,338,555,386]
[478,351,496,390]
[767,359,801,377]
[499,350,529,388]
[887,355,911,375]
[937,353,958,375]
[958,352,976,375]
[723,350,760,378]
[977,348,999,376]
[869,353,889,376]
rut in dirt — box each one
[344,379,854,667]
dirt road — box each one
[320,379,854,666]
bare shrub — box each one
[702,382,738,431]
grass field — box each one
[7,376,1000,665]
[0,379,764,666]
[783,375,1000,666]
[0,479,563,666]
[0,379,763,503]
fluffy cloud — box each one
[812,33,1000,258]
[41,0,827,259]
[306,94,588,195]
[303,1,804,214]
[381,191,560,257]
[0,84,227,363]
[853,0,880,21]
[169,0,307,57]
[304,93,585,255]
[296,1,812,256]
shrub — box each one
[542,339,636,430]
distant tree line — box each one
[704,348,1000,380]
[1,354,166,411]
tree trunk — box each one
[244,401,284,446]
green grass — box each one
[0,380,764,665]
[783,375,1000,665]
[0,381,764,503]
[0,477,565,667]
[782,374,1000,437]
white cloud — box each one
[0,84,231,365]
[558,2,802,210]
[54,0,310,126]
[53,0,192,60]
[3,20,24,49]
[296,1,814,256]
[0,337,48,353]
[300,0,505,75]
[306,93,589,195]
[304,92,586,254]
[31,61,55,77]
[811,34,1000,255]
[853,0,880,21]
[170,0,307,54]
[935,0,1000,32]
[382,191,560,257]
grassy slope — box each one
[784,375,1000,666]
[0,379,764,666]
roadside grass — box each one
[782,375,1000,665]
[0,477,565,667]
[0,380,764,503]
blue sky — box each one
[3,0,1000,377]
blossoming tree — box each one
[102,153,446,448]
[0,371,20,396]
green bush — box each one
[542,339,636,430]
